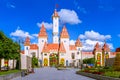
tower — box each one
[75,38,82,60]
[102,42,110,66]
[60,25,70,65]
[24,36,30,56]
[38,23,48,59]
[52,9,59,44]
[93,42,102,67]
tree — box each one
[113,53,120,71]
[32,56,38,67]
[83,58,95,64]
[0,31,20,70]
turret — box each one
[93,42,102,67]
[38,23,48,59]
[24,36,30,55]
[60,25,70,66]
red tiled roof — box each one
[59,42,66,53]
[93,42,102,52]
[42,43,59,52]
[21,50,24,54]
[82,52,93,55]
[30,44,38,50]
[42,42,49,52]
[60,25,69,38]
[69,45,77,50]
[102,42,110,52]
[38,23,48,38]
[24,36,30,46]
[75,38,82,47]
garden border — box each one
[76,71,120,80]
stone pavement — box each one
[12,67,95,80]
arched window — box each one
[72,53,75,59]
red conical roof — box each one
[60,25,69,38]
[42,42,49,52]
[94,42,102,52]
[75,38,82,47]
[102,42,110,52]
[38,23,48,38]
[24,36,30,46]
[59,42,66,53]
[53,9,59,17]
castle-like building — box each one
[22,9,116,67]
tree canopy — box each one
[0,31,20,70]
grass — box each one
[0,70,20,76]
[103,71,120,78]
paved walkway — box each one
[12,67,95,80]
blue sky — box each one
[0,0,120,51]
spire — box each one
[38,23,48,38]
[24,36,30,46]
[102,42,110,52]
[60,25,69,38]
[59,42,66,53]
[94,42,102,52]
[75,38,82,47]
[53,9,59,17]
[42,42,48,52]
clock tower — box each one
[52,9,59,44]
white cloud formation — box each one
[79,30,111,41]
[70,40,76,45]
[37,22,52,30]
[79,30,113,51]
[58,9,82,24]
[10,27,34,39]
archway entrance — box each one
[44,58,48,66]
[49,53,58,67]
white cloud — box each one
[37,22,52,30]
[32,34,38,37]
[6,3,16,8]
[10,27,33,39]
[118,34,120,37]
[70,40,76,45]
[79,30,113,51]
[79,30,111,41]
[58,9,82,24]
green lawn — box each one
[0,70,20,76]
[103,71,120,78]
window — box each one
[42,40,44,42]
[26,47,28,50]
[71,53,75,59]
[78,48,80,51]
[64,40,66,43]
[44,53,47,56]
